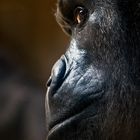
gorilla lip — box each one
[48,114,76,137]
[47,89,104,139]
[47,110,87,139]
[47,100,100,139]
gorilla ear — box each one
[55,9,72,36]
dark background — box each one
[0,0,68,140]
[0,0,68,83]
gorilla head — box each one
[46,0,140,140]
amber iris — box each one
[74,7,87,25]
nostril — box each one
[47,76,52,87]
[47,55,68,94]
[52,56,66,82]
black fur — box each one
[46,0,140,140]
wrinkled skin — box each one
[46,0,140,140]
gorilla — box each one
[46,0,140,140]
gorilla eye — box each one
[74,6,88,25]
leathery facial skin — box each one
[46,0,140,140]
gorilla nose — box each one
[47,55,67,95]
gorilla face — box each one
[46,0,140,140]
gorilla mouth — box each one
[47,100,101,140]
[47,88,104,140]
[48,112,79,138]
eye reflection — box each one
[74,6,88,25]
